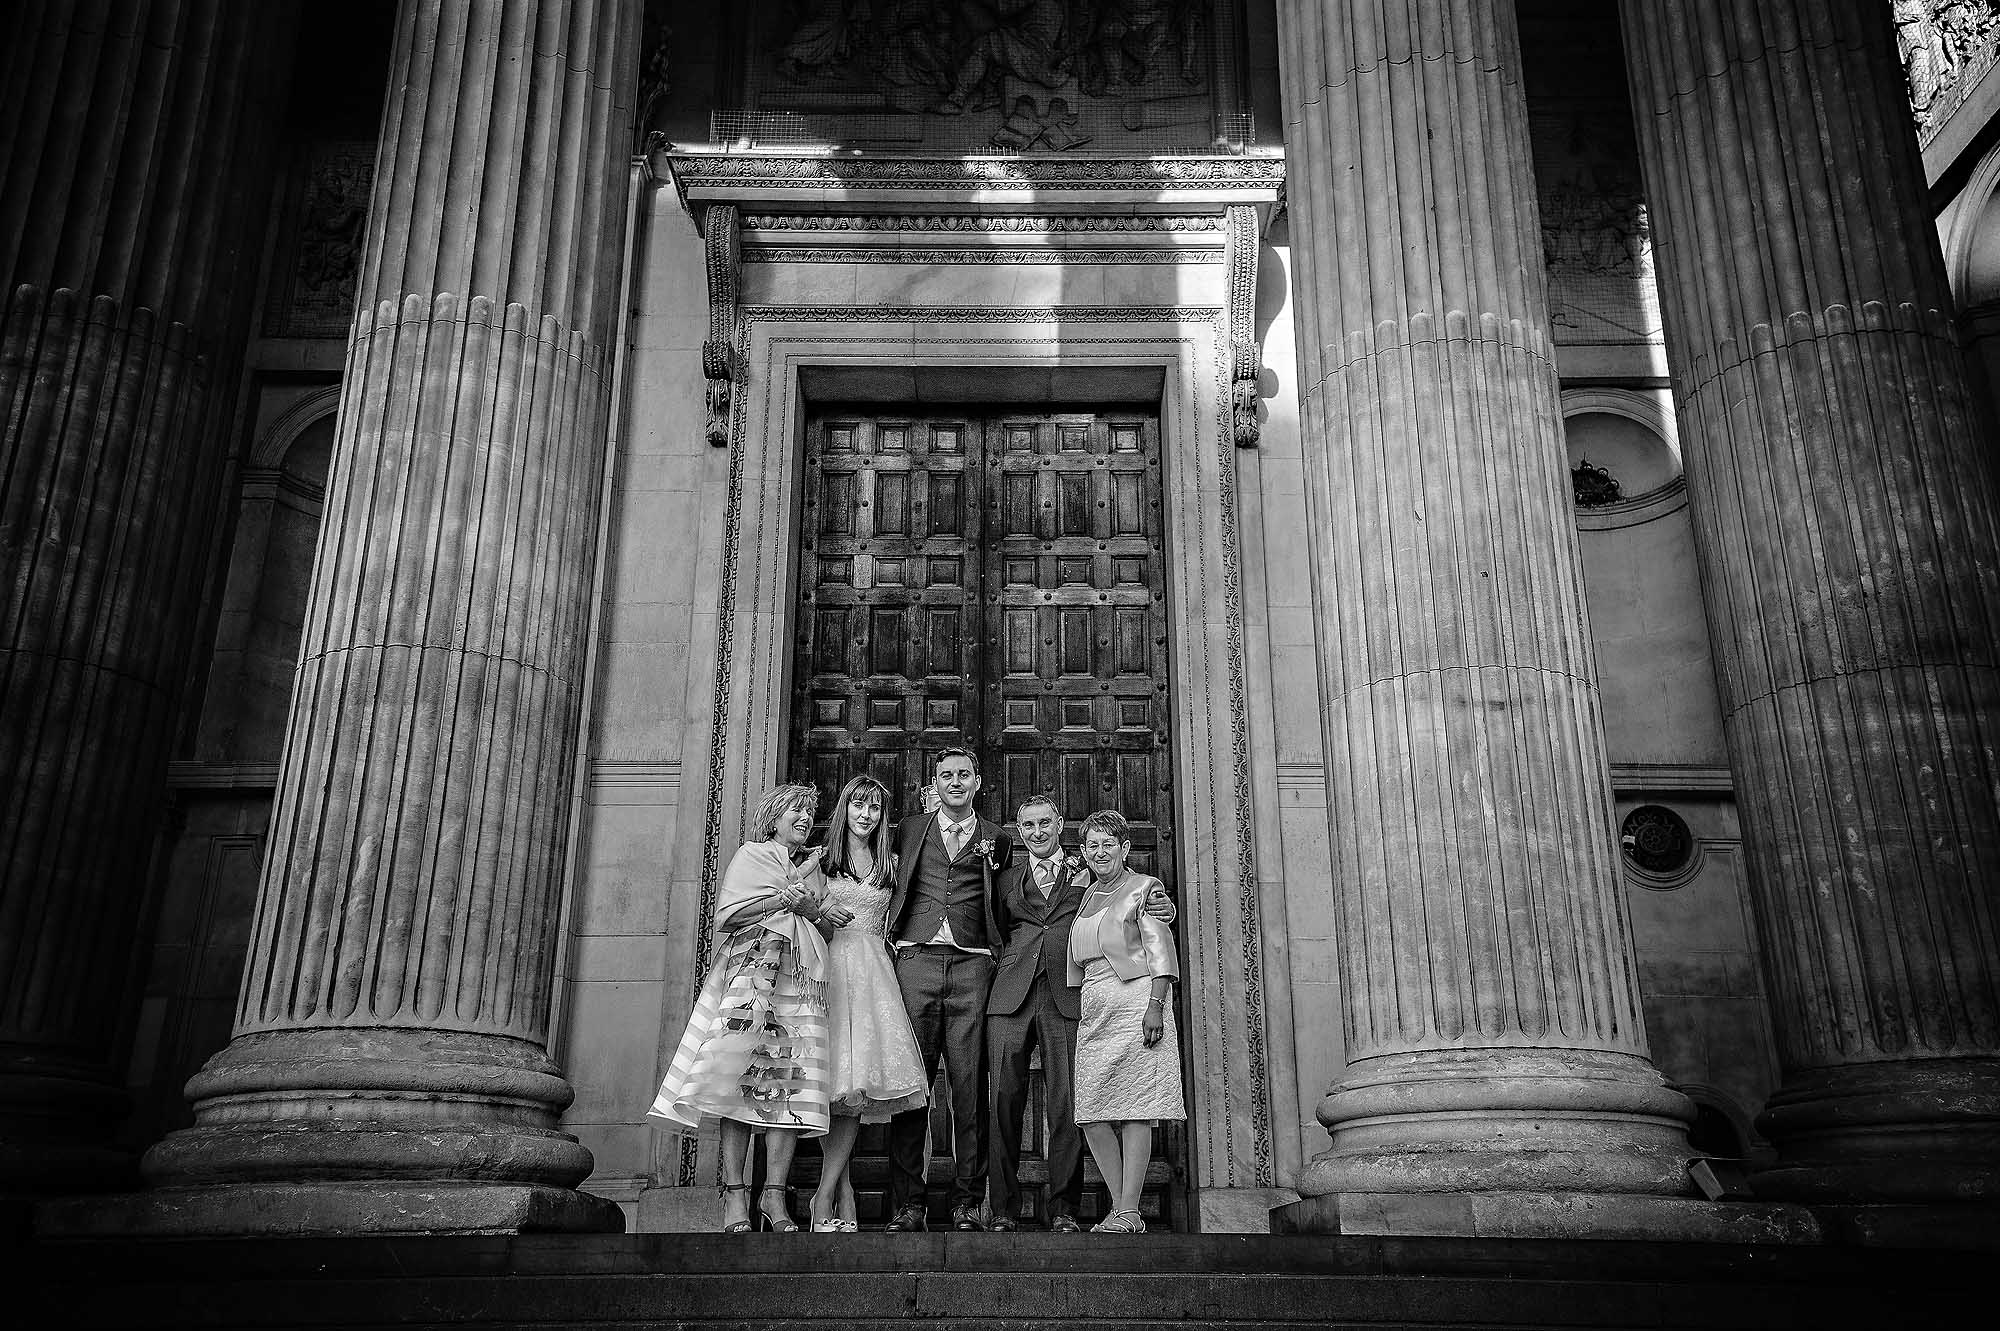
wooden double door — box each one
[789,407,1181,1227]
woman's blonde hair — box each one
[750,783,818,840]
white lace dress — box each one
[823,870,929,1121]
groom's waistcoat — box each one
[898,825,992,949]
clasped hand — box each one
[778,848,854,927]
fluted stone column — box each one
[0,0,295,1193]
[1620,0,2000,1202]
[1277,0,1694,1198]
[136,0,639,1234]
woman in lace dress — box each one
[809,774,929,1231]
[650,783,835,1233]
[1068,809,1183,1234]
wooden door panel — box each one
[984,414,1170,888]
[796,415,983,815]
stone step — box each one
[22,1232,1970,1330]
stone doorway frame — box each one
[681,309,1277,1229]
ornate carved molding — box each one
[665,151,1286,206]
[745,246,1220,265]
[741,304,1222,324]
[1225,204,1261,447]
[742,214,1227,233]
[701,204,742,448]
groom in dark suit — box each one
[882,746,1013,1232]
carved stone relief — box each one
[735,1,1231,153]
[637,1,673,148]
[1518,5,1662,348]
[1898,0,2000,141]
[265,142,374,338]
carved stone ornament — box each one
[741,214,1224,232]
[762,0,1213,153]
[1225,203,1261,447]
[1571,458,1623,508]
[702,204,743,448]
[1897,0,2000,141]
[636,3,672,149]
[665,152,1286,198]
[269,142,374,336]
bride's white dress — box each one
[823,870,928,1121]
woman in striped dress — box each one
[650,783,847,1232]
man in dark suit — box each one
[985,793,1176,1232]
[883,746,1013,1232]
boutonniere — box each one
[1063,853,1084,876]
[976,836,997,868]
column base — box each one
[1306,1048,1696,1196]
[1271,1190,1823,1244]
[36,1181,625,1237]
[143,1028,594,1189]
[1752,1058,2000,1203]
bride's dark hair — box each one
[821,774,893,884]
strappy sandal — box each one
[759,1184,800,1233]
[718,1183,754,1234]
[1091,1208,1146,1234]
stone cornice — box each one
[741,213,1226,233]
[738,212,1235,262]
[661,150,1285,213]
[746,246,1223,265]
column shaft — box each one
[141,0,638,1227]
[0,0,294,1191]
[1277,0,1692,1196]
[1620,0,2000,1201]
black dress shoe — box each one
[987,1215,1018,1232]
[883,1206,928,1232]
[1049,1213,1083,1233]
[951,1205,986,1231]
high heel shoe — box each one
[758,1184,800,1233]
[1091,1208,1146,1234]
[718,1184,754,1235]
